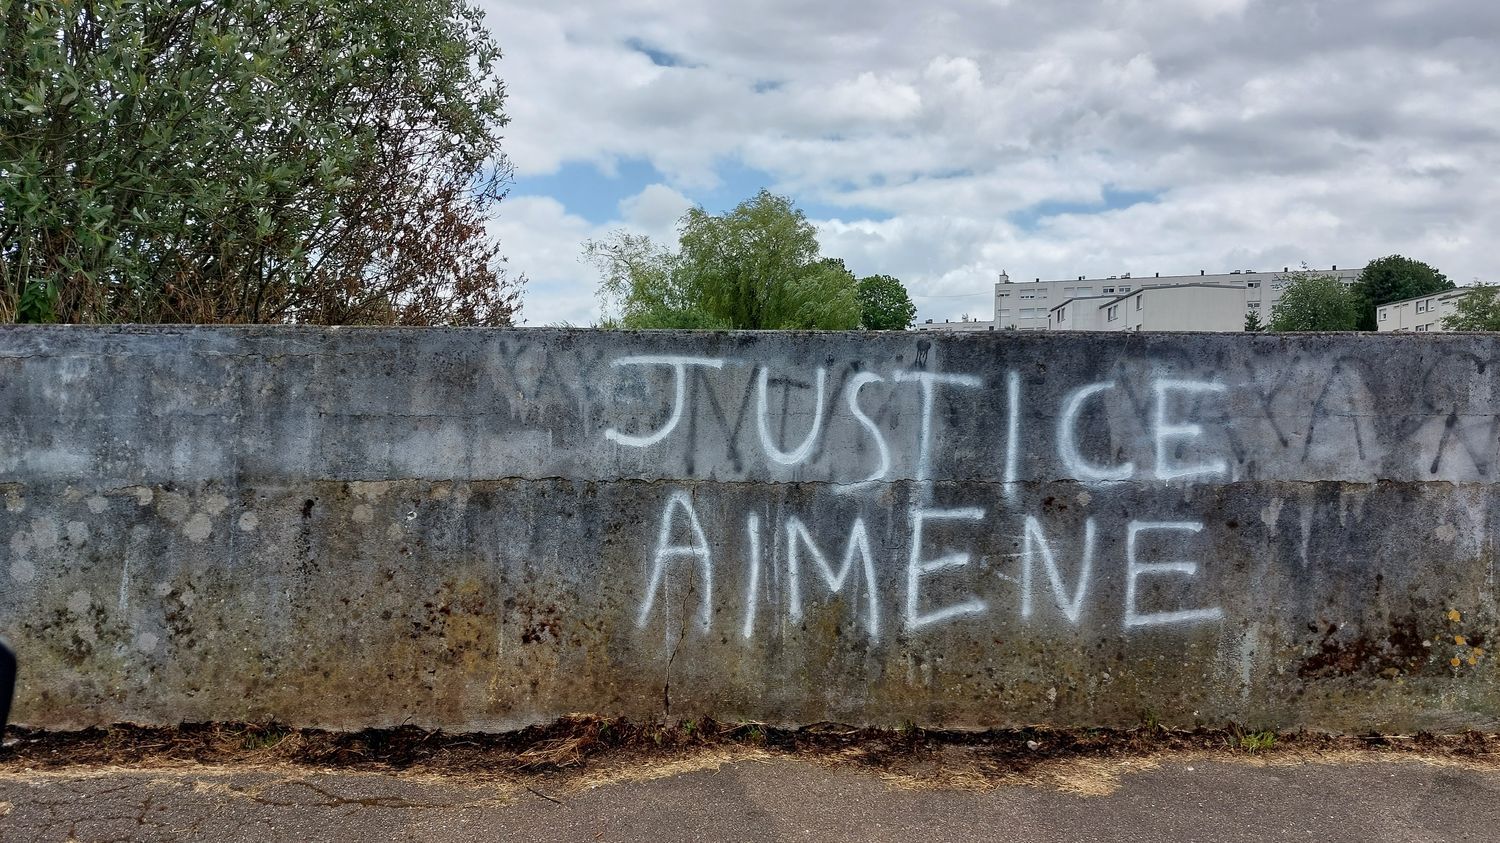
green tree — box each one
[1268,272,1360,331]
[586,190,860,330]
[1244,309,1266,332]
[583,231,711,328]
[856,274,916,330]
[2,0,521,325]
[1443,287,1500,331]
[1351,255,1452,330]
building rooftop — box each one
[1096,282,1247,309]
[1000,265,1359,285]
[1376,287,1476,309]
[1047,294,1118,314]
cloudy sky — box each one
[480,0,1500,326]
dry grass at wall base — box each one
[3,717,1500,797]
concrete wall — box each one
[3,326,1499,733]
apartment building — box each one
[997,266,1363,331]
[993,271,1144,330]
[1376,288,1474,332]
[1047,295,1115,331]
[1051,284,1248,332]
[913,316,995,332]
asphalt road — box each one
[1,755,1497,842]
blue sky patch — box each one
[509,158,666,223]
[510,156,894,225]
[625,38,689,68]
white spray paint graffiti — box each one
[835,371,891,492]
[1124,520,1224,628]
[604,356,725,448]
[756,367,828,466]
[785,515,880,639]
[1058,381,1135,483]
[1153,379,1229,481]
[610,356,1234,641]
[741,513,762,640]
[1003,370,1021,501]
[636,490,714,632]
[1020,515,1096,625]
[905,506,988,630]
[892,370,983,483]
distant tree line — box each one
[588,192,1489,336]
[1243,255,1461,333]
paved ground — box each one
[2,754,1498,842]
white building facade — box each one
[997,266,1362,332]
[1376,289,1473,333]
[1048,295,1115,331]
[1050,284,1249,332]
[994,271,1147,331]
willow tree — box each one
[586,190,860,330]
[1,0,521,325]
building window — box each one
[1415,324,1427,332]
[1102,287,1115,294]
[1416,301,1426,313]
[1247,282,1260,288]
[1135,296,1142,310]
[1107,305,1118,321]
[1021,294,1035,300]
[1379,310,1387,321]
[1120,286,1131,292]
[1248,301,1260,308]
[1058,307,1066,320]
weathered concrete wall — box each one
[2,326,1498,733]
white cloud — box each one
[619,184,693,231]
[495,185,691,325]
[488,196,601,326]
[483,0,1500,323]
